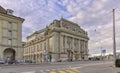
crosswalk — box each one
[40,69,82,73]
[22,69,82,73]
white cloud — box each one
[66,0,120,55]
[0,0,120,55]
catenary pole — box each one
[113,9,117,65]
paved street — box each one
[0,61,120,73]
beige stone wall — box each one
[23,18,89,63]
[27,34,37,42]
[0,21,2,43]
[0,13,24,60]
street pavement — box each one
[0,61,120,73]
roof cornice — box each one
[0,13,24,22]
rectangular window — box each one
[44,42,46,50]
[8,30,12,37]
[8,39,12,45]
[41,44,42,51]
[39,44,41,51]
[37,45,39,51]
[8,22,12,29]
[34,46,36,52]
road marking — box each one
[71,62,113,69]
[21,71,35,73]
[46,69,50,71]
[21,69,82,73]
[66,70,76,73]
[50,71,56,73]
[40,70,46,73]
[72,69,81,73]
[59,70,66,73]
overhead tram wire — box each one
[90,10,113,39]
[88,10,114,57]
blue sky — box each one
[0,0,120,56]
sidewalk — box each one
[80,62,120,73]
[112,66,120,73]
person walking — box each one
[49,53,52,62]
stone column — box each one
[78,39,81,60]
[72,37,74,60]
[80,40,84,60]
[83,40,85,60]
[82,40,87,60]
[84,41,88,60]
[64,36,67,60]
[60,35,64,61]
[63,36,66,53]
[46,38,49,51]
[53,32,60,62]
[65,36,67,51]
[60,35,63,53]
[72,38,74,50]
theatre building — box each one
[23,18,89,63]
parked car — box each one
[0,60,5,64]
[17,60,26,64]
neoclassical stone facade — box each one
[0,6,24,60]
[24,18,89,63]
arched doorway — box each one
[3,48,16,60]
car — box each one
[0,60,5,64]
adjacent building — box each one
[0,6,24,60]
[23,18,89,63]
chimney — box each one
[7,9,14,15]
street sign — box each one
[102,49,106,53]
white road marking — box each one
[71,61,112,69]
[21,71,35,73]
[45,69,50,71]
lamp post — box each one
[113,9,117,64]
[100,47,103,60]
[94,30,103,60]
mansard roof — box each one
[0,6,24,22]
[0,6,7,14]
[60,18,79,27]
[27,28,47,38]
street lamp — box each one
[100,47,103,60]
[94,29,103,60]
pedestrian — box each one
[70,50,73,61]
[44,50,48,62]
[7,57,10,64]
[49,54,52,62]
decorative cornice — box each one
[24,32,54,47]
[0,13,24,22]
[0,44,22,48]
[52,27,89,40]
[2,27,18,31]
[2,36,17,40]
[60,18,79,27]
